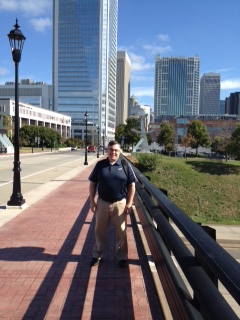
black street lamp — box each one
[84,111,88,165]
[31,132,35,153]
[7,20,26,207]
[97,126,100,158]
[42,139,44,151]
[102,130,105,155]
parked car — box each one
[87,145,96,152]
[176,151,184,157]
[71,146,77,151]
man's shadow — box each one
[0,199,142,319]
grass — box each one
[128,154,240,225]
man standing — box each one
[89,140,137,267]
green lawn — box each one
[130,155,240,225]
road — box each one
[0,150,98,207]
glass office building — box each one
[154,56,200,118]
[199,73,220,115]
[53,0,118,140]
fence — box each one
[128,158,240,320]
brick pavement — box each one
[0,163,164,320]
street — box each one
[0,150,97,207]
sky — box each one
[0,0,240,110]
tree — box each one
[2,115,13,141]
[115,118,140,149]
[229,124,240,159]
[187,120,210,154]
[64,137,84,148]
[157,122,174,153]
[19,125,62,148]
[115,123,126,146]
[125,118,140,147]
[211,136,231,161]
[181,134,195,158]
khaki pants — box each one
[92,197,128,260]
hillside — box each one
[129,155,240,225]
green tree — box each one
[125,118,140,147]
[3,115,12,127]
[187,120,210,154]
[64,137,84,148]
[115,123,126,146]
[211,136,231,161]
[115,118,140,149]
[157,122,174,152]
[19,125,62,148]
[2,115,13,140]
[229,124,240,159]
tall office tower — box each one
[228,92,240,115]
[0,79,52,110]
[219,100,225,115]
[53,0,118,140]
[116,51,131,127]
[199,73,220,114]
[154,55,200,118]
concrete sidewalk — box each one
[0,157,163,320]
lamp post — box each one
[31,132,35,153]
[97,126,100,158]
[102,130,105,155]
[7,20,26,207]
[84,111,88,165]
[42,139,44,151]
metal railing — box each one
[128,159,240,320]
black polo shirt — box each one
[89,157,137,203]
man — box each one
[88,140,137,268]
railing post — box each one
[195,224,217,286]
[194,224,217,311]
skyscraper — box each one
[53,0,118,141]
[154,56,200,118]
[228,92,240,115]
[116,51,131,127]
[0,79,52,110]
[199,73,220,114]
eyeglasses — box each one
[108,148,120,152]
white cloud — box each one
[157,34,170,42]
[216,68,234,73]
[143,44,172,56]
[131,74,153,82]
[0,0,51,16]
[29,18,52,32]
[221,79,240,90]
[128,52,153,72]
[117,45,134,52]
[131,87,154,98]
[0,67,9,76]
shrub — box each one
[136,153,159,171]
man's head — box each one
[107,141,121,162]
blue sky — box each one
[0,0,240,109]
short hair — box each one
[108,140,120,147]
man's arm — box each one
[125,182,135,214]
[89,181,97,213]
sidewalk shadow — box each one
[0,199,137,319]
[61,222,135,320]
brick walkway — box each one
[0,164,163,319]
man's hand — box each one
[124,204,132,215]
[90,201,97,213]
